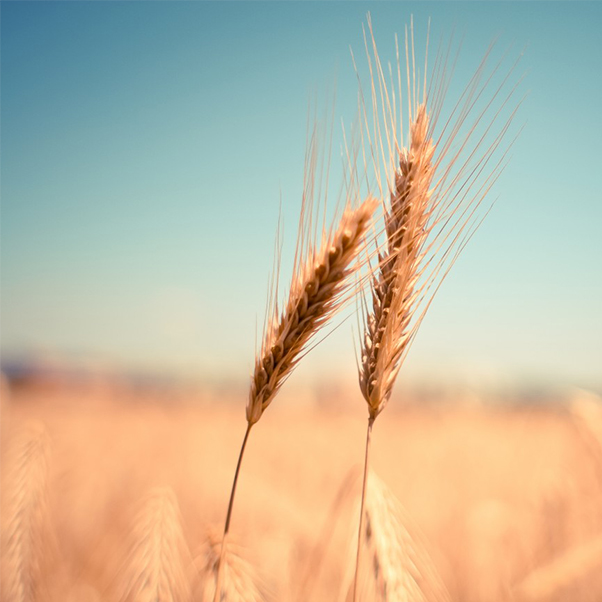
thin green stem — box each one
[213,422,253,602]
[352,416,375,602]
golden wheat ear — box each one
[112,487,191,602]
[248,194,378,425]
[357,18,522,422]
[0,424,55,602]
[359,104,435,422]
[195,531,265,602]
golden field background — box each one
[2,379,602,602]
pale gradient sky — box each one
[2,2,601,392]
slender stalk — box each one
[352,416,375,602]
[213,423,253,602]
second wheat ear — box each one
[359,105,435,421]
[352,15,522,601]
[213,193,378,602]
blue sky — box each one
[2,2,601,392]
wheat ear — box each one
[248,196,378,425]
[196,532,264,602]
[113,487,190,602]
[353,15,522,600]
[213,196,377,602]
[0,425,51,602]
[359,106,434,420]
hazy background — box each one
[2,1,601,397]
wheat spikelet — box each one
[113,487,190,602]
[346,472,450,602]
[0,424,52,602]
[195,532,264,602]
[247,195,378,425]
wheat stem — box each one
[352,415,374,602]
[224,423,253,536]
[213,422,253,602]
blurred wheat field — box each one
[2,384,602,601]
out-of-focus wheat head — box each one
[290,468,448,602]
[112,487,190,602]
[0,424,54,602]
[346,472,450,602]
[356,16,522,419]
[195,531,264,602]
